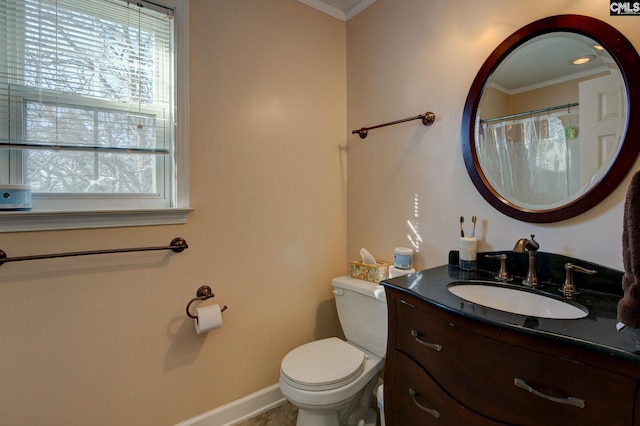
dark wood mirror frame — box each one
[462,15,640,223]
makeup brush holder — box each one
[459,237,478,271]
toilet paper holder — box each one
[186,285,228,319]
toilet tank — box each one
[332,276,388,358]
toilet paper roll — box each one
[194,304,223,334]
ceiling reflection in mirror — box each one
[476,32,626,210]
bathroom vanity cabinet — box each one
[382,260,640,426]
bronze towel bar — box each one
[0,237,188,266]
[352,111,436,139]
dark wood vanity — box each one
[382,254,640,425]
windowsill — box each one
[0,207,194,233]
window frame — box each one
[0,0,191,232]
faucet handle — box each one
[560,263,597,298]
[485,254,510,281]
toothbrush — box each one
[471,216,477,238]
[459,216,465,237]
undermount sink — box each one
[448,281,588,319]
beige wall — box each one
[347,0,640,271]
[510,79,579,114]
[0,1,346,425]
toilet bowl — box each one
[279,276,388,426]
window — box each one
[0,0,190,231]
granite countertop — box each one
[381,252,640,364]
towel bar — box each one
[0,237,188,266]
[352,111,435,139]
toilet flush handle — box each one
[332,287,386,302]
[373,287,386,302]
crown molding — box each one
[297,0,375,22]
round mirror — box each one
[462,15,640,223]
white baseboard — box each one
[175,384,286,426]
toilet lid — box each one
[281,337,366,391]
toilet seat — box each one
[281,337,367,391]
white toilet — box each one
[279,276,388,426]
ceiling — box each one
[296,0,375,21]
[490,33,612,93]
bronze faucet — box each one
[513,235,540,288]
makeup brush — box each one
[459,216,465,237]
[471,216,477,238]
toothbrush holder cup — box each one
[459,237,478,271]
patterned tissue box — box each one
[349,260,392,283]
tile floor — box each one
[234,400,383,426]
[234,401,298,426]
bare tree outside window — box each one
[21,0,169,194]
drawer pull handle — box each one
[514,378,585,408]
[409,388,441,418]
[411,329,443,352]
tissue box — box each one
[349,260,392,283]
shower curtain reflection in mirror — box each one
[477,109,580,209]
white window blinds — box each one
[1,0,175,196]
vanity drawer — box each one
[389,350,504,425]
[394,297,638,425]
[395,298,460,368]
